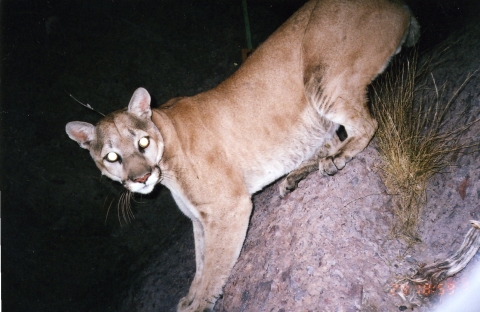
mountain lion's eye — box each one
[139,136,150,149]
[106,152,119,162]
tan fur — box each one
[66,1,419,310]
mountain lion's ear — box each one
[66,121,96,149]
[128,87,152,119]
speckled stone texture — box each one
[214,25,480,312]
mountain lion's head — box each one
[66,88,163,194]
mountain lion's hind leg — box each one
[320,95,378,173]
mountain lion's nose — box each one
[134,173,151,184]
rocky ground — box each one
[2,0,479,311]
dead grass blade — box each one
[371,51,479,243]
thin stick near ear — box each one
[128,88,152,119]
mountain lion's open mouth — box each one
[127,167,160,194]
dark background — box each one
[1,0,478,311]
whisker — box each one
[115,190,134,225]
[130,193,135,220]
[125,191,133,223]
[105,197,115,225]
[121,191,128,224]
[160,171,182,183]
[131,194,147,204]
[117,191,124,227]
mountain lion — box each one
[66,0,419,310]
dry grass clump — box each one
[371,52,478,243]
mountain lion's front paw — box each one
[177,296,192,311]
[177,295,214,312]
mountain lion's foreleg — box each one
[178,219,205,307]
[178,196,252,312]
[279,157,320,198]
[279,125,348,197]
